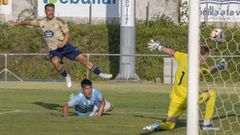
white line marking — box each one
[112,111,161,115]
[0,109,161,116]
[0,109,25,115]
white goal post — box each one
[187,0,240,135]
[187,0,200,135]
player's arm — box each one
[209,59,227,74]
[58,31,71,48]
[201,59,227,75]
[63,103,69,118]
[63,98,76,118]
[57,18,71,48]
[161,48,175,57]
[209,66,219,74]
[95,99,105,117]
[62,31,71,46]
[8,20,32,26]
[147,39,175,57]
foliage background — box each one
[0,17,239,82]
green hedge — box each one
[0,19,239,82]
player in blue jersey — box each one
[63,79,113,118]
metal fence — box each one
[0,53,168,82]
[1,53,239,82]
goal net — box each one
[190,0,240,135]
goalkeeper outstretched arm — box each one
[201,59,227,75]
[209,59,227,74]
[148,39,175,57]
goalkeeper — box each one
[143,40,227,131]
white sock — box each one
[98,73,104,77]
[203,120,210,125]
[66,73,70,77]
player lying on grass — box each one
[143,40,227,131]
[8,3,112,88]
[63,79,113,118]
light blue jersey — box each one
[67,88,103,116]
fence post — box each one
[89,3,92,25]
[86,54,90,79]
[146,1,150,27]
[4,54,7,81]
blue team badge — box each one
[44,30,54,38]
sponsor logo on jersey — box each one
[44,31,54,38]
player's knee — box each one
[51,58,62,69]
[76,54,87,63]
[168,122,176,129]
[108,105,113,112]
[208,90,216,98]
[51,57,61,65]
[77,55,93,69]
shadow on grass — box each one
[33,101,62,111]
[213,113,240,120]
[33,102,112,117]
[200,113,240,122]
[133,114,161,120]
[138,113,240,134]
[139,130,157,135]
[135,114,186,134]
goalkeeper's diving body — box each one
[8,3,112,88]
[143,40,227,131]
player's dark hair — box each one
[45,3,55,10]
[81,79,92,88]
[200,46,210,55]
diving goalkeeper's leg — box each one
[142,117,176,131]
[199,90,220,131]
[143,99,182,131]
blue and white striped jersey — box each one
[67,88,103,115]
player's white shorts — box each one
[88,100,111,117]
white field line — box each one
[0,109,161,116]
[0,109,26,115]
[113,111,161,115]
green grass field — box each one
[0,81,239,135]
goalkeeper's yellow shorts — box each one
[168,85,187,118]
[167,85,215,118]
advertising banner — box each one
[200,0,240,22]
[38,0,119,18]
[121,0,134,26]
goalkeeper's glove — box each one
[148,39,163,51]
[216,59,227,71]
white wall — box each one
[136,0,178,23]
[0,0,179,23]
[163,58,178,84]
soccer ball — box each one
[210,28,225,43]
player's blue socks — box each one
[59,68,68,77]
[90,65,101,75]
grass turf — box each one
[0,81,239,135]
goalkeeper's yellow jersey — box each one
[173,52,209,89]
[173,52,188,88]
